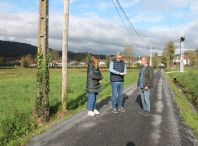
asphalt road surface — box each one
[29,69,198,146]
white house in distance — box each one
[173,55,190,65]
[99,61,105,66]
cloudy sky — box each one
[0,0,198,56]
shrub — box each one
[0,111,36,146]
[23,61,29,68]
[136,63,142,69]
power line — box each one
[116,0,149,45]
[115,0,181,46]
[112,0,146,56]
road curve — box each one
[29,69,198,146]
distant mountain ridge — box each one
[0,40,107,60]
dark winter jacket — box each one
[137,65,154,89]
[86,62,103,93]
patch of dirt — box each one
[0,72,13,74]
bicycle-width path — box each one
[29,69,198,146]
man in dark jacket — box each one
[109,52,127,113]
[136,56,154,116]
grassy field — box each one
[0,67,139,145]
[165,69,198,137]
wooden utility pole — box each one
[37,0,49,121]
[62,0,70,111]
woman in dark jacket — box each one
[86,56,103,116]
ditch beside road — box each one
[28,69,198,146]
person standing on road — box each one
[109,52,127,113]
[86,56,104,116]
[136,56,154,116]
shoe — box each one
[138,110,146,115]
[94,110,100,115]
[88,111,95,116]
[143,111,150,116]
[112,109,118,113]
[118,107,125,112]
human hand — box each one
[99,80,102,83]
[136,84,139,88]
[119,73,127,75]
[145,87,149,90]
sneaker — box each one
[118,107,125,112]
[112,109,118,113]
[143,111,151,116]
[138,110,146,115]
[88,111,95,116]
[94,110,100,115]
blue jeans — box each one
[111,82,123,110]
[87,93,98,111]
[139,88,150,112]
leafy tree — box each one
[163,41,177,68]
[23,61,29,68]
[152,52,159,69]
[161,50,167,68]
[0,57,4,66]
[86,53,91,64]
[106,54,110,68]
[123,44,136,67]
[185,50,196,65]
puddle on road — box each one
[175,84,198,113]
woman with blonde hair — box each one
[86,56,103,116]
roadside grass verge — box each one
[164,72,198,137]
[0,68,139,146]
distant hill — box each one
[0,40,107,61]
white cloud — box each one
[0,9,198,57]
[0,2,16,12]
[82,11,99,18]
[119,0,140,8]
[190,4,198,15]
[97,1,112,12]
[130,14,163,23]
[80,3,89,8]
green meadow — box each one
[0,67,139,145]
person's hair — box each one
[91,56,100,69]
[142,56,149,64]
[116,52,122,57]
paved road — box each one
[29,69,198,146]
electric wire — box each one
[116,0,149,45]
[115,0,181,46]
[112,0,146,56]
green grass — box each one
[0,68,139,145]
[164,70,198,137]
[167,70,198,108]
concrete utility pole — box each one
[62,0,70,111]
[150,42,152,66]
[176,29,188,72]
[37,0,49,121]
[38,0,49,59]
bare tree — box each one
[123,44,136,67]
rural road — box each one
[29,69,198,146]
